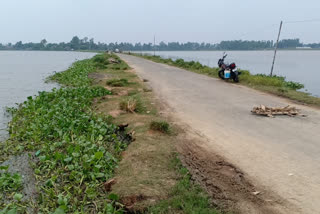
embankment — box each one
[0,53,221,214]
[132,53,320,107]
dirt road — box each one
[118,54,320,214]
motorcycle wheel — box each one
[218,70,225,80]
[233,75,239,83]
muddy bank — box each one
[177,132,292,214]
[0,153,38,208]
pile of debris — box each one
[251,105,302,117]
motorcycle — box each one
[217,52,240,83]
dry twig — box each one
[251,105,301,117]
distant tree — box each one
[14,41,23,49]
[82,37,88,44]
[41,39,47,46]
[89,38,95,50]
[40,39,47,49]
[1,36,317,51]
[278,38,302,48]
[70,36,80,50]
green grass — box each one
[139,55,219,78]
[150,120,170,134]
[0,166,22,193]
[106,78,129,87]
[240,73,304,90]
[0,53,128,213]
[0,166,24,214]
[149,156,219,214]
[134,53,320,107]
[119,95,145,113]
[91,54,130,71]
[48,59,94,87]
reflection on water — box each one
[0,51,96,141]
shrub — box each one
[241,73,284,87]
[119,96,144,113]
[284,81,304,90]
[107,57,130,70]
[92,54,110,69]
[150,120,170,134]
[119,97,137,113]
[241,73,304,90]
[174,58,186,67]
[191,62,203,70]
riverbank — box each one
[132,53,320,107]
[1,54,130,213]
[0,51,97,143]
[0,53,221,213]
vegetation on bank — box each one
[0,54,130,213]
[88,54,220,213]
[0,166,22,193]
[150,120,171,134]
[119,95,145,113]
[107,79,129,87]
[135,54,320,107]
[1,53,220,214]
[149,156,219,214]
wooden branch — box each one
[251,105,301,117]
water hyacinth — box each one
[1,54,128,213]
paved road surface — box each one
[119,54,320,214]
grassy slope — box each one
[90,54,220,213]
[133,53,320,107]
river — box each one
[137,50,320,97]
[0,51,96,141]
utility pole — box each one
[153,35,156,56]
[270,21,283,76]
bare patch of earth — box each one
[1,153,38,204]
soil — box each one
[121,194,150,211]
[177,134,285,214]
[88,72,109,80]
[91,67,179,213]
[151,95,289,214]
[1,153,38,203]
[109,109,125,118]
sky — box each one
[1,0,320,44]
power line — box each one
[284,18,320,24]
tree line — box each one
[0,36,319,51]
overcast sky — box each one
[1,0,319,44]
